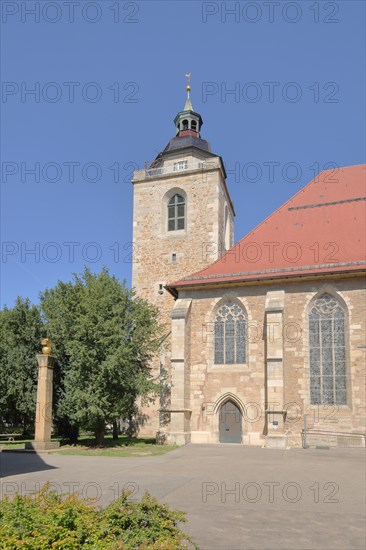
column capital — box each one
[171,298,192,320]
[265,290,285,312]
[36,354,56,368]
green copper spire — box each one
[184,94,193,111]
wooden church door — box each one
[219,400,242,443]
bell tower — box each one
[131,77,235,436]
[173,73,203,138]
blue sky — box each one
[1,0,365,308]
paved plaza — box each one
[1,445,365,550]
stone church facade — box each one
[132,86,366,448]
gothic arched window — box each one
[214,300,247,364]
[168,194,185,231]
[309,293,347,405]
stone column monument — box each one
[26,338,60,451]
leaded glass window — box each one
[214,300,247,364]
[309,294,347,405]
[168,194,185,231]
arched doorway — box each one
[219,400,242,443]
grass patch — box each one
[0,436,62,450]
[56,435,176,457]
[0,435,177,457]
[0,440,30,449]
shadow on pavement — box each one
[0,451,57,479]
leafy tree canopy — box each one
[40,268,166,444]
[0,297,43,432]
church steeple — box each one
[174,74,203,138]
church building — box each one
[131,82,365,448]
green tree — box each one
[40,268,165,445]
[0,297,43,433]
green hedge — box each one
[0,485,197,549]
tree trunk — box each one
[69,424,79,445]
[94,419,105,446]
[112,419,119,440]
[127,413,134,437]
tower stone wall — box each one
[132,156,233,327]
[131,97,234,437]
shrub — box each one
[0,485,197,549]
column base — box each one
[264,434,288,449]
[25,441,60,451]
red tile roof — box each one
[168,164,366,291]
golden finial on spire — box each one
[185,73,191,93]
[184,73,193,111]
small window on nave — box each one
[309,293,347,405]
[168,193,185,231]
[214,300,247,364]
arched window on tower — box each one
[214,300,247,364]
[309,293,347,405]
[168,194,185,231]
[191,120,197,132]
[182,119,189,130]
